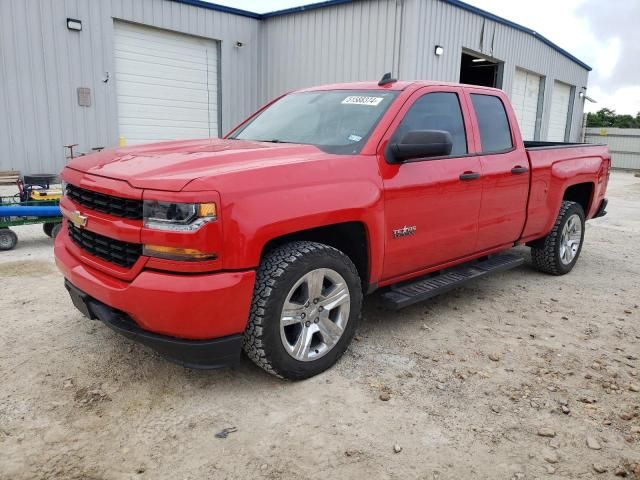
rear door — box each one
[379,87,482,281]
[465,89,530,251]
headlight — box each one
[143,201,217,231]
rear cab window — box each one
[470,94,513,153]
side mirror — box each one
[387,130,453,163]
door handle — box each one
[511,166,529,174]
[459,171,481,181]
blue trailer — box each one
[0,174,63,251]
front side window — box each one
[391,92,468,156]
[470,94,513,153]
[230,90,398,154]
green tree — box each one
[587,108,640,128]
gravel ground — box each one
[1,172,639,480]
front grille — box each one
[66,184,143,220]
[68,224,142,268]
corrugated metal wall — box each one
[257,0,402,102]
[585,128,640,170]
[0,0,259,174]
[259,0,589,142]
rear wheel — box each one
[531,201,585,275]
[0,228,18,251]
[243,241,362,379]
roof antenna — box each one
[378,72,397,86]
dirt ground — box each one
[1,171,639,480]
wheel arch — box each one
[562,182,594,216]
[260,221,372,291]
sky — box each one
[208,0,640,115]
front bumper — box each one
[65,280,243,368]
[55,230,256,367]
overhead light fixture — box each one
[472,58,486,63]
[67,18,82,31]
[579,91,597,103]
[434,45,444,56]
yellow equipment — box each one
[29,189,63,201]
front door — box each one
[379,88,483,281]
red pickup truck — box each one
[55,79,610,379]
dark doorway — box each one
[459,52,502,88]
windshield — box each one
[230,90,399,154]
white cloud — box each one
[585,85,640,115]
[591,37,621,81]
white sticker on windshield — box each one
[341,96,384,106]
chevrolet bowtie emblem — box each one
[63,208,88,229]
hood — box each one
[66,138,328,191]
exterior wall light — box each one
[67,18,82,31]
[434,45,444,56]
[579,88,597,103]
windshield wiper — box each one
[255,139,292,144]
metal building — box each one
[0,0,592,174]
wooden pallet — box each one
[0,171,20,185]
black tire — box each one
[43,222,55,237]
[530,201,585,275]
[243,241,362,380]
[51,223,62,239]
[0,228,18,251]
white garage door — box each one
[511,68,541,141]
[113,22,219,145]
[547,81,572,142]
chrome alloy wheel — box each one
[280,268,351,362]
[559,213,582,265]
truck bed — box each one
[520,142,610,243]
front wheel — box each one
[243,241,362,380]
[531,201,585,275]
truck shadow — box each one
[79,247,565,391]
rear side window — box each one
[471,94,513,153]
[392,92,467,156]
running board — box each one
[380,253,524,310]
